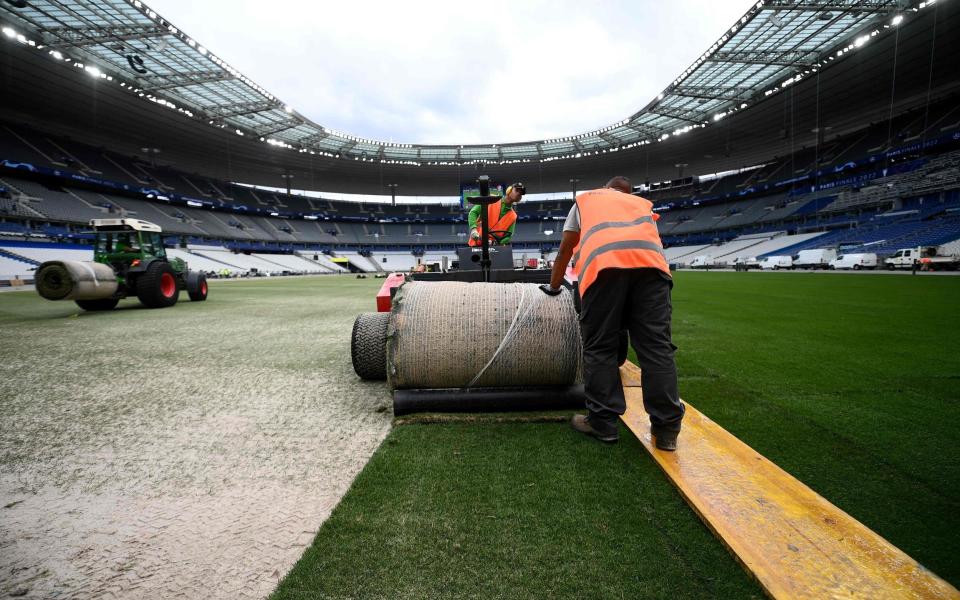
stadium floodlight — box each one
[186,200,203,207]
[891,15,904,26]
[2,26,15,38]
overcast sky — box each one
[148,0,751,145]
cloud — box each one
[148,0,752,144]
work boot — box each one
[570,414,618,443]
[652,429,679,452]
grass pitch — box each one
[272,272,960,599]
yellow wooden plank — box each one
[619,362,959,600]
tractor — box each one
[34,218,208,311]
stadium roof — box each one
[0,0,923,167]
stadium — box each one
[0,0,958,598]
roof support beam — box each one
[205,100,280,119]
[296,131,330,147]
[256,119,302,138]
[625,121,664,137]
[672,85,754,102]
[707,50,818,67]
[138,70,234,91]
[597,132,620,147]
[759,0,894,11]
[43,25,168,49]
[651,107,705,125]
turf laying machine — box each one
[351,177,626,415]
[34,218,208,311]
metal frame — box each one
[0,0,914,165]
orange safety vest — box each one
[572,188,670,297]
[468,200,517,246]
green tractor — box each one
[35,218,208,311]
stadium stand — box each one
[369,252,419,273]
[1,93,959,264]
[1,242,92,264]
[0,254,33,279]
[295,251,347,273]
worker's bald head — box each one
[605,176,632,194]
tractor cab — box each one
[91,218,167,269]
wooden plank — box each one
[619,362,959,600]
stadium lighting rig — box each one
[0,0,937,167]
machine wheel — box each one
[75,298,119,311]
[853,264,862,270]
[618,330,629,366]
[137,261,180,308]
[351,312,389,380]
[186,271,209,301]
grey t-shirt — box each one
[563,205,580,233]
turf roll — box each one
[387,281,582,390]
[35,260,118,301]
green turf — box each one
[668,272,960,584]
[271,420,763,600]
[271,271,960,598]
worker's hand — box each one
[470,230,481,242]
[539,284,562,296]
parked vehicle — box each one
[884,244,960,271]
[759,256,793,270]
[689,255,716,269]
[734,256,760,270]
[793,248,837,269]
[34,218,208,311]
[829,253,878,270]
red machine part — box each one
[376,272,407,312]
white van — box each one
[793,249,837,269]
[689,255,715,269]
[759,256,793,270]
[734,256,760,270]
[829,253,878,270]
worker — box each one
[468,182,525,246]
[539,176,684,451]
[113,234,139,253]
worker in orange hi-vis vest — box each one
[540,176,684,451]
[467,183,525,246]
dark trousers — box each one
[579,268,684,436]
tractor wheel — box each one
[618,330,629,366]
[136,261,180,308]
[351,312,389,380]
[75,298,119,311]
[187,271,209,301]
